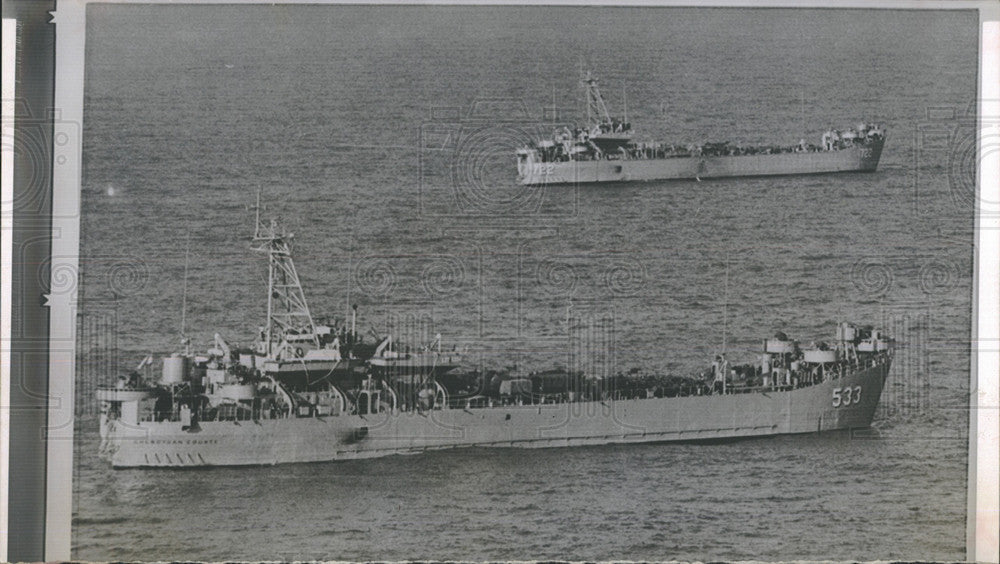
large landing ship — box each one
[516,73,885,185]
[96,204,893,468]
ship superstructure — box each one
[247,193,344,385]
[516,74,886,185]
[581,72,633,154]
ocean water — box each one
[73,5,977,561]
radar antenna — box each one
[250,189,319,357]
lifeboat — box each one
[803,349,837,364]
[764,338,796,354]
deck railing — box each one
[133,352,890,421]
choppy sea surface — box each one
[74,6,976,561]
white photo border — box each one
[40,1,999,561]
[1,16,20,563]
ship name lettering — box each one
[142,439,221,445]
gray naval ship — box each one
[97,205,893,468]
[516,73,886,185]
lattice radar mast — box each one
[584,72,614,130]
[250,191,319,357]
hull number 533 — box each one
[833,386,862,407]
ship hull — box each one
[519,138,884,185]
[100,359,889,468]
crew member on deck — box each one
[713,355,728,394]
[761,353,771,388]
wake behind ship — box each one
[97,200,894,468]
[516,73,886,185]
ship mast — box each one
[583,72,613,130]
[180,232,191,355]
[623,85,627,125]
[722,253,730,354]
[250,191,319,357]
